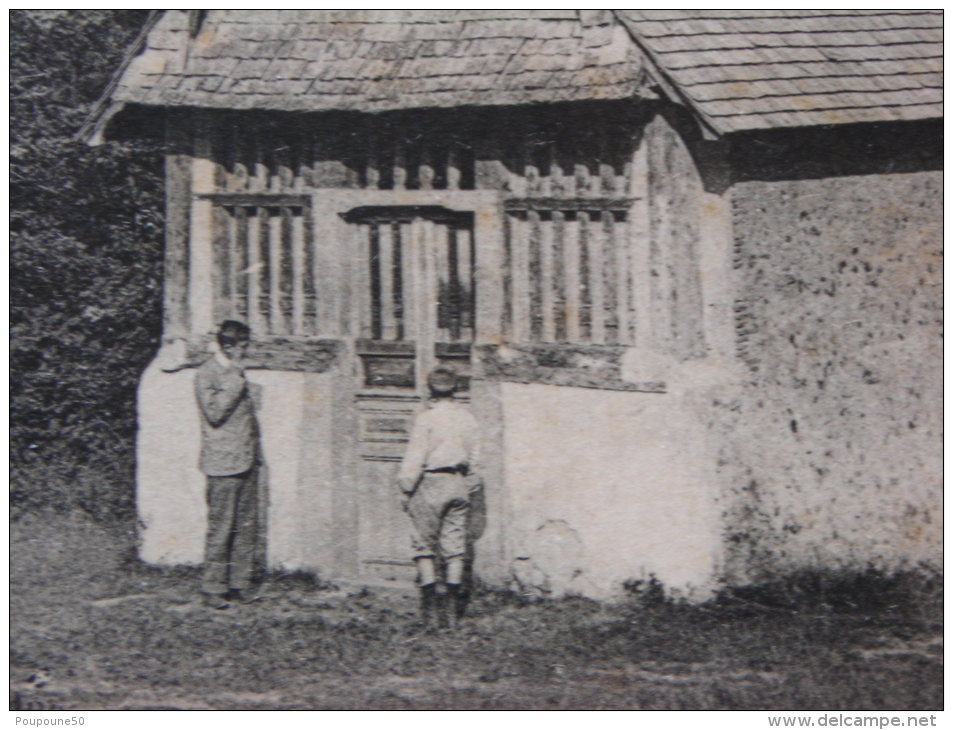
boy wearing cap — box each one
[396,366,482,628]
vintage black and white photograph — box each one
[10,9,942,712]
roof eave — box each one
[77,10,162,146]
[612,10,724,140]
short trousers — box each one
[406,471,471,560]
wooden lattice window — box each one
[208,194,315,336]
[502,199,633,345]
[344,206,475,344]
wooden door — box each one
[345,206,474,583]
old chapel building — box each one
[84,10,941,599]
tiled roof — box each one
[617,9,943,133]
[98,9,942,135]
[110,10,651,113]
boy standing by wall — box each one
[396,367,483,629]
[194,320,261,609]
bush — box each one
[11,10,163,520]
[720,566,943,619]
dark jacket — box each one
[194,355,259,476]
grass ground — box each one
[10,511,942,711]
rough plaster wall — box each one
[251,370,338,573]
[136,357,338,573]
[137,362,206,565]
[501,382,721,600]
[717,170,941,581]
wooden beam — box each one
[226,120,246,193]
[447,226,461,340]
[379,221,396,339]
[524,148,540,198]
[646,116,675,353]
[601,210,619,343]
[312,195,339,337]
[234,206,249,322]
[419,146,435,191]
[629,128,653,349]
[292,125,308,191]
[392,222,405,340]
[365,123,380,190]
[291,208,306,334]
[399,221,415,341]
[539,212,555,342]
[250,119,268,192]
[501,213,513,339]
[527,209,542,341]
[614,210,633,345]
[182,335,340,372]
[457,224,474,340]
[246,208,265,333]
[269,206,284,334]
[253,207,270,335]
[598,115,615,196]
[163,115,192,340]
[313,124,349,188]
[562,212,581,343]
[586,210,605,344]
[541,141,556,197]
[303,207,316,335]
[447,146,461,191]
[417,218,437,389]
[393,137,407,191]
[508,113,528,197]
[433,219,450,341]
[355,339,415,356]
[474,129,508,191]
[211,203,232,322]
[578,211,592,340]
[345,221,365,339]
[503,198,635,212]
[275,129,294,191]
[476,343,666,393]
[197,193,310,207]
[189,116,216,335]
[551,210,566,342]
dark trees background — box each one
[11,10,164,519]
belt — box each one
[424,465,464,475]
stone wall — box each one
[716,170,942,581]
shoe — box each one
[435,583,452,629]
[202,593,230,610]
[230,589,262,605]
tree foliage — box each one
[11,10,163,519]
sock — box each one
[416,556,437,586]
[446,556,465,585]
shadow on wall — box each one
[729,118,942,183]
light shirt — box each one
[398,399,481,481]
[214,350,234,370]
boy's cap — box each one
[427,367,458,396]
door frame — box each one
[315,190,507,585]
